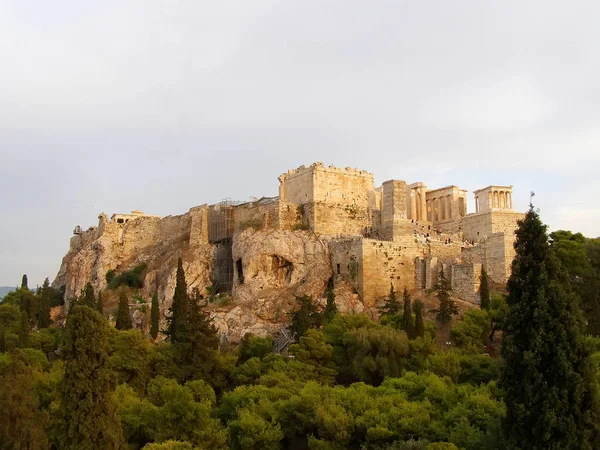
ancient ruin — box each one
[54,162,523,340]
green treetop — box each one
[501,205,600,449]
[435,267,458,324]
[60,305,123,449]
[115,291,132,331]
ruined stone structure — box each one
[54,162,523,340]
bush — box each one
[108,263,148,290]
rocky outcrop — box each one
[53,212,366,342]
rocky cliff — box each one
[53,210,363,342]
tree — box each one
[97,291,104,315]
[175,290,219,382]
[500,205,600,449]
[81,282,96,309]
[551,230,600,335]
[60,305,123,449]
[323,279,338,323]
[38,278,52,329]
[379,283,401,317]
[479,267,490,310]
[435,267,458,324]
[402,288,415,339]
[21,274,28,290]
[289,295,322,340]
[414,300,425,338]
[166,257,189,343]
[116,291,132,330]
[150,291,159,340]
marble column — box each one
[420,188,427,221]
[410,191,417,220]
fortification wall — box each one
[461,233,514,284]
[304,202,374,237]
[280,163,375,208]
[381,180,408,240]
[462,211,523,242]
[451,263,482,304]
[234,200,280,233]
[361,239,421,307]
[189,205,209,247]
[278,201,303,231]
[330,237,364,296]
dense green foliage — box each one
[501,206,600,449]
[550,230,600,336]
[107,263,148,290]
[2,219,599,449]
[116,291,132,330]
[60,305,123,449]
[435,268,458,324]
[323,280,338,323]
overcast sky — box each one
[1,0,599,287]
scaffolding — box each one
[208,199,241,294]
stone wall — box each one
[451,263,481,304]
[280,162,375,208]
[234,199,280,233]
[461,210,523,242]
[360,239,421,307]
[461,232,515,284]
[305,202,374,237]
[381,180,408,240]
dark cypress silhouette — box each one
[501,204,600,449]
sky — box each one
[1,0,599,287]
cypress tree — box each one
[290,295,321,340]
[150,291,159,339]
[97,291,104,315]
[60,305,123,449]
[38,277,52,328]
[479,267,490,310]
[435,267,458,324]
[82,282,96,309]
[402,288,415,339]
[500,204,600,449]
[115,291,132,330]
[21,274,28,290]
[323,279,338,323]
[166,257,189,343]
[379,283,402,317]
[414,300,425,338]
[177,289,219,381]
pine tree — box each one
[150,291,159,340]
[414,300,425,338]
[97,291,104,315]
[38,278,52,328]
[435,267,458,324]
[82,282,96,309]
[379,283,402,317]
[115,291,132,330]
[479,266,490,310]
[323,279,338,323]
[166,257,189,343]
[60,305,123,449]
[500,204,600,449]
[402,288,415,339]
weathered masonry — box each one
[74,162,523,308]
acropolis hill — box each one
[54,162,524,340]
